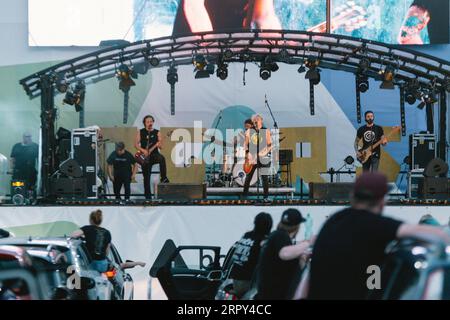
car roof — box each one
[0,237,81,249]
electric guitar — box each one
[357,126,400,164]
[308,3,368,33]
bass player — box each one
[355,111,387,172]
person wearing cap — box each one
[229,212,273,298]
[10,132,39,193]
[255,208,312,300]
[107,142,137,201]
[307,172,450,300]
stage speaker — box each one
[423,158,448,178]
[60,159,83,178]
[158,183,206,201]
[422,177,449,200]
[279,149,293,165]
[309,182,354,201]
[50,177,87,198]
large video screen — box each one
[331,0,449,45]
[29,0,448,46]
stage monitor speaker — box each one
[50,177,87,198]
[309,182,354,201]
[158,183,206,201]
[423,158,448,178]
[279,149,293,165]
[422,177,449,200]
[60,159,83,178]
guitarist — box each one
[355,111,387,172]
[243,114,272,202]
[135,115,170,199]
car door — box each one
[150,239,223,300]
[107,244,134,300]
[75,243,111,300]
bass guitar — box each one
[357,126,400,164]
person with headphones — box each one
[135,115,170,199]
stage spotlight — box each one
[55,73,68,93]
[63,81,85,112]
[379,65,395,90]
[259,64,272,80]
[223,49,234,59]
[149,56,160,67]
[305,58,321,85]
[445,77,450,93]
[359,58,371,73]
[167,66,178,85]
[344,156,355,165]
[116,64,136,92]
[167,66,178,116]
[193,54,207,71]
[216,63,228,80]
[417,90,437,110]
[357,75,369,93]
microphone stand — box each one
[210,110,223,186]
[264,94,280,191]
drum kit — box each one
[206,132,285,188]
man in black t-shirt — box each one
[229,212,273,298]
[10,132,39,192]
[255,208,312,300]
[355,111,386,172]
[307,172,450,300]
[107,142,137,201]
[398,0,449,44]
[135,115,170,199]
[71,210,112,273]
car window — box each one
[76,246,90,270]
[172,248,219,273]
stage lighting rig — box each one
[379,65,396,90]
[149,56,160,67]
[445,77,450,93]
[405,79,420,105]
[193,54,215,79]
[55,73,68,93]
[417,89,438,110]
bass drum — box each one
[232,163,257,187]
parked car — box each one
[150,239,236,300]
[0,237,110,300]
[0,245,52,300]
[370,237,450,300]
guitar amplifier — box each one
[309,182,354,201]
[423,177,449,200]
[72,128,98,198]
[50,177,87,199]
[158,183,206,201]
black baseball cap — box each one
[280,208,306,226]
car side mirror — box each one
[207,270,223,282]
[80,276,96,290]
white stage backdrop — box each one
[1,205,450,299]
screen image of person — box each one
[330,0,449,45]
[171,0,326,36]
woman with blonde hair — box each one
[71,210,112,273]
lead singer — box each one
[243,114,272,202]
